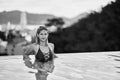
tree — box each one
[45,17,64,31]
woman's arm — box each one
[50,43,58,59]
[22,44,35,68]
[23,44,35,61]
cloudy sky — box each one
[0,0,115,18]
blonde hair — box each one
[35,26,49,46]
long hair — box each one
[35,26,49,46]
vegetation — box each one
[45,17,65,31]
[49,0,120,53]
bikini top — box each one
[35,45,53,63]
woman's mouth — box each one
[42,38,46,40]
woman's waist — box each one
[35,56,53,61]
[35,58,53,63]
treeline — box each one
[49,0,120,53]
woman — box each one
[23,26,56,80]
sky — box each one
[0,0,115,18]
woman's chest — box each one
[33,44,50,55]
[39,46,50,53]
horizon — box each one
[0,0,115,18]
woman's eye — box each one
[40,33,43,35]
[40,33,47,35]
[45,33,47,35]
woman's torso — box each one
[31,43,54,72]
[35,45,53,62]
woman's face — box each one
[38,30,49,42]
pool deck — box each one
[0,51,120,80]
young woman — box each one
[23,26,56,80]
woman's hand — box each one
[37,67,48,73]
[24,60,33,68]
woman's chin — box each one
[41,39,47,42]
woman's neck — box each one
[39,41,47,46]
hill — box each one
[0,10,21,24]
[0,10,56,25]
[0,10,89,27]
[63,12,89,28]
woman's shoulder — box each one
[31,43,39,49]
[32,43,38,46]
[32,43,54,47]
[48,43,54,48]
[28,43,39,54]
[48,43,55,51]
[28,43,36,48]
